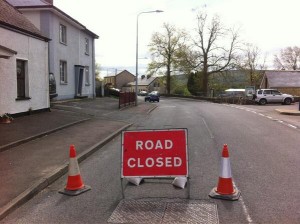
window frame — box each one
[16,59,30,100]
[85,66,90,85]
[59,60,68,84]
[59,24,67,44]
[85,38,89,55]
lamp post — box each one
[135,10,163,106]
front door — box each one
[75,65,85,97]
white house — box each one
[0,0,50,115]
[7,0,99,100]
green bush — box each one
[173,85,191,96]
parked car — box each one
[150,91,160,97]
[254,89,294,105]
[49,73,58,99]
[138,91,148,96]
[145,91,160,102]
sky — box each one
[55,0,300,77]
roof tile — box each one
[0,0,45,38]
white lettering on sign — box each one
[136,140,173,150]
[127,157,182,168]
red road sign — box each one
[121,129,188,177]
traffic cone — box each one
[59,145,91,196]
[209,144,240,200]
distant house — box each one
[260,70,300,96]
[0,0,50,115]
[104,70,135,90]
[126,76,161,93]
[7,0,99,100]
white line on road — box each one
[287,124,297,129]
[233,182,254,223]
[201,118,214,139]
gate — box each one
[119,91,136,109]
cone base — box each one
[59,185,91,196]
[209,187,240,201]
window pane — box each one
[85,66,89,85]
[59,24,66,44]
[272,90,280,95]
[17,60,25,98]
[85,38,89,54]
[60,61,67,83]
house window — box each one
[16,59,27,98]
[85,38,89,55]
[60,60,67,84]
[85,66,90,85]
[59,24,67,44]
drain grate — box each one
[108,199,219,224]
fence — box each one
[119,92,136,109]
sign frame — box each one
[121,128,189,178]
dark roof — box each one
[6,0,51,6]
[7,0,99,39]
[128,76,158,86]
[105,70,135,78]
[0,0,49,41]
[265,70,300,88]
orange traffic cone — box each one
[59,145,91,196]
[209,144,240,200]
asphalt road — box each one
[2,97,299,224]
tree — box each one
[147,23,188,95]
[237,43,266,88]
[186,12,240,96]
[95,63,102,81]
[273,46,300,70]
[187,71,203,95]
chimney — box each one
[44,0,53,5]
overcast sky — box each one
[55,0,300,77]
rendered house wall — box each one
[0,27,49,115]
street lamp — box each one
[135,10,163,106]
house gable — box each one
[7,0,99,100]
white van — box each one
[219,89,245,97]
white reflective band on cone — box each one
[68,158,80,176]
[220,158,232,178]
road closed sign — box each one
[121,129,188,178]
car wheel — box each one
[284,98,292,105]
[259,99,267,105]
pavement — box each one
[0,97,156,221]
[0,96,299,221]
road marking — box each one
[233,182,254,223]
[287,124,297,129]
[221,104,299,130]
[201,118,214,139]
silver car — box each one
[255,89,294,105]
